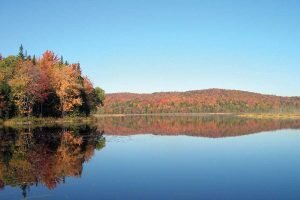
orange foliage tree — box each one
[52,64,82,116]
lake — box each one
[0,115,300,199]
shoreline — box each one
[238,113,300,119]
[94,113,300,119]
[93,113,235,117]
[0,116,96,127]
[2,113,300,127]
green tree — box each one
[0,56,18,80]
[32,55,36,65]
[18,44,25,60]
[60,56,64,65]
[95,87,105,106]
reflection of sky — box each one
[1,1,300,96]
[90,130,300,199]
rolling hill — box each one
[101,89,300,114]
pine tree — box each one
[60,56,64,65]
[77,62,82,74]
[18,44,25,60]
[32,55,36,65]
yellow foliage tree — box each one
[0,71,4,82]
[52,64,82,116]
[8,61,36,116]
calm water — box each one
[0,115,300,200]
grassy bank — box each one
[94,113,300,119]
[1,116,97,127]
[238,113,300,119]
[93,113,234,117]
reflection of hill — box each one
[0,126,105,196]
[97,116,300,138]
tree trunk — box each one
[40,103,43,117]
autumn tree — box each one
[39,50,59,73]
[31,64,51,116]
[8,61,36,116]
[37,51,61,116]
[52,64,82,116]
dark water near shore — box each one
[0,115,300,199]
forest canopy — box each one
[102,89,300,114]
[0,45,105,119]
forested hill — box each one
[102,89,300,114]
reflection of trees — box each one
[97,115,300,138]
[0,126,105,196]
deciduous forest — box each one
[102,89,300,114]
[0,45,105,119]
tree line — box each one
[0,45,105,118]
[102,89,300,114]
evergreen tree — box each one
[32,55,36,65]
[60,56,64,65]
[18,44,24,60]
[77,62,82,74]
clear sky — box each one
[0,0,299,96]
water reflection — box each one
[97,115,300,137]
[0,125,105,197]
[1,115,300,198]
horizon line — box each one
[104,88,300,98]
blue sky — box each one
[0,0,299,96]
